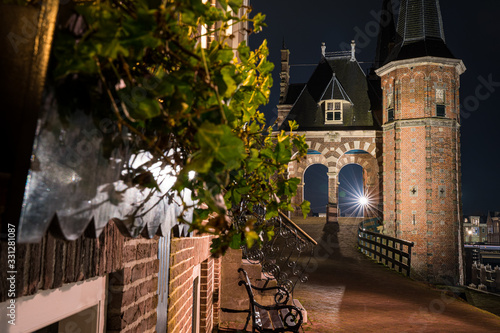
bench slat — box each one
[268,309,284,329]
[256,307,273,329]
[280,308,292,326]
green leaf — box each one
[252,13,267,33]
[275,141,292,164]
[237,42,250,63]
[229,233,242,249]
[300,201,311,218]
[228,0,243,12]
[245,231,259,248]
[196,122,245,171]
[220,66,237,97]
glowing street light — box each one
[359,196,369,206]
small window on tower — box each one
[388,108,394,122]
[327,102,334,110]
[436,88,445,117]
[334,102,341,110]
[436,105,446,117]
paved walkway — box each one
[292,217,500,333]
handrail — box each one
[358,221,414,277]
[279,211,318,246]
[359,226,414,248]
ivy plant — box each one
[49,0,310,252]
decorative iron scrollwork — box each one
[236,202,315,294]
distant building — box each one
[463,215,487,243]
[487,211,500,244]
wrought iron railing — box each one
[324,51,351,58]
[358,221,414,277]
[238,208,317,293]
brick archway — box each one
[336,151,381,220]
[288,133,382,222]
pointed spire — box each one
[383,0,455,64]
[321,42,326,57]
[397,0,446,44]
[374,0,397,67]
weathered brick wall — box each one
[380,61,463,283]
[0,220,161,333]
[167,235,220,332]
[0,220,124,302]
[107,237,159,333]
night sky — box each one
[249,0,500,216]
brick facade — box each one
[167,235,221,332]
[377,58,466,283]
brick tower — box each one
[376,0,466,283]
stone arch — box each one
[335,150,382,220]
[302,163,329,215]
[288,152,330,216]
[288,135,381,222]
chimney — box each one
[279,45,290,104]
[350,40,356,62]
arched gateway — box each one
[277,0,465,284]
[289,140,382,222]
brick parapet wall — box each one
[0,220,125,302]
[167,235,220,333]
[107,237,160,333]
[0,220,161,333]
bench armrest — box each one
[254,303,304,329]
[250,285,290,305]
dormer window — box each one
[323,99,343,124]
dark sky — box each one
[249,0,500,216]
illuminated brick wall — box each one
[379,59,464,283]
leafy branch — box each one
[50,0,309,252]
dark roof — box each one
[384,0,455,64]
[397,0,445,42]
[488,211,500,218]
[385,38,455,64]
[374,0,397,68]
[280,57,378,131]
[283,83,306,105]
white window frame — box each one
[0,276,106,333]
[323,99,344,124]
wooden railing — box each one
[358,222,414,277]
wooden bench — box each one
[221,268,303,332]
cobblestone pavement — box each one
[292,217,500,333]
